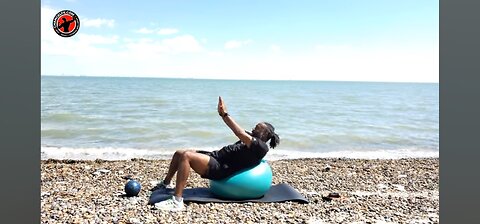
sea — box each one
[41,76,439,160]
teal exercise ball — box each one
[210,160,272,200]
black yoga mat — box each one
[148,183,309,204]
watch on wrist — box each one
[222,112,229,118]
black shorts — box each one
[196,150,235,180]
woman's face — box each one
[251,123,268,139]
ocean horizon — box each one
[41,75,439,160]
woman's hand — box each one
[217,96,228,117]
[217,96,253,147]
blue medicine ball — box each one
[210,160,272,200]
[125,180,141,197]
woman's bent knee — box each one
[174,150,188,159]
[183,151,196,160]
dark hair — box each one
[264,122,280,149]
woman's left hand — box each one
[217,96,228,117]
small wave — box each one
[187,130,216,138]
[42,113,85,122]
[265,148,438,160]
[41,146,438,161]
[42,129,79,138]
[41,146,174,161]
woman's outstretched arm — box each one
[217,96,253,148]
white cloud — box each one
[124,35,203,55]
[82,18,115,28]
[78,34,119,45]
[315,44,352,51]
[224,39,252,49]
[135,28,154,34]
[41,6,119,56]
[270,44,281,53]
[143,44,438,82]
[208,51,224,57]
[134,27,179,35]
[41,6,58,37]
[158,28,179,35]
[162,35,203,53]
[304,44,439,82]
[42,6,206,77]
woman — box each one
[153,96,280,211]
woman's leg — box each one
[174,151,210,197]
[163,150,188,184]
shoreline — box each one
[41,145,439,161]
[40,147,440,161]
[41,158,439,223]
[41,156,439,162]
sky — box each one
[41,1,439,82]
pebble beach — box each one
[41,158,439,224]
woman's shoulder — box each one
[251,137,269,151]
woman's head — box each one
[251,122,280,149]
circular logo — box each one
[53,10,80,37]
